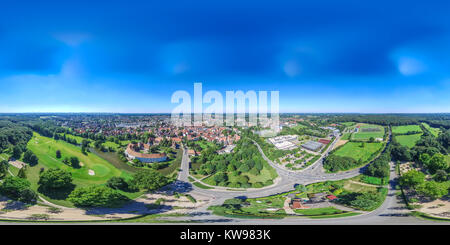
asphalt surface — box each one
[170,131,444,224]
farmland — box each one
[392,125,422,134]
[351,124,385,141]
[333,142,384,163]
[395,133,422,148]
[422,123,441,137]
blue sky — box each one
[1,0,450,113]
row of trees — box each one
[0,120,33,154]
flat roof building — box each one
[301,141,324,152]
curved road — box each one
[173,129,441,224]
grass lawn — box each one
[26,132,136,207]
[351,124,384,140]
[0,153,9,161]
[293,124,308,130]
[340,122,356,126]
[192,182,214,189]
[333,142,384,163]
[395,134,422,148]
[341,133,351,140]
[392,125,422,134]
[421,123,441,137]
[343,181,378,193]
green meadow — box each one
[26,132,136,207]
[421,123,441,137]
[395,134,422,148]
[334,142,384,162]
[392,125,422,134]
[351,124,385,141]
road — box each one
[170,129,442,224]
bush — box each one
[68,186,130,207]
[130,169,169,191]
[252,182,264,188]
[264,180,274,186]
[18,188,38,204]
[0,176,31,199]
[323,155,358,172]
[38,168,73,190]
[106,176,129,191]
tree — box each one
[295,184,307,192]
[56,150,62,159]
[18,188,38,204]
[399,170,425,188]
[416,181,449,200]
[23,150,38,165]
[130,170,169,191]
[68,186,129,207]
[38,168,73,189]
[106,176,129,191]
[70,156,80,168]
[349,191,383,211]
[418,153,431,166]
[426,153,448,174]
[213,172,228,183]
[12,145,22,159]
[0,160,8,178]
[0,176,31,199]
[17,167,27,179]
[433,170,448,182]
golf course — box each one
[26,132,137,206]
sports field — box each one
[351,124,385,141]
[395,134,422,148]
[333,142,384,162]
[26,132,135,206]
[392,125,422,134]
[421,123,441,137]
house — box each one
[187,149,200,156]
[318,138,331,145]
[290,199,304,209]
[326,195,338,201]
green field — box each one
[0,153,9,161]
[340,122,356,126]
[421,123,441,137]
[26,132,136,207]
[392,125,422,134]
[341,133,351,140]
[395,134,422,148]
[333,142,384,162]
[351,124,385,140]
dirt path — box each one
[348,180,379,187]
[333,139,348,150]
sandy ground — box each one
[9,160,26,169]
[0,192,211,221]
[399,162,420,175]
[333,140,348,150]
[418,199,450,219]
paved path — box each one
[164,128,442,224]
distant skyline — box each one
[1,0,450,113]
